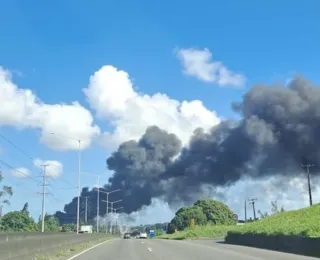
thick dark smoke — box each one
[56,76,320,222]
[106,126,182,212]
[106,76,320,213]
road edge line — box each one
[66,238,115,260]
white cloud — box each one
[0,66,100,151]
[11,167,30,178]
[33,158,63,178]
[176,48,246,87]
[83,65,221,148]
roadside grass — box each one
[34,236,117,260]
[158,204,320,240]
[233,203,320,237]
[157,225,238,240]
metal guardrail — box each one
[0,232,112,260]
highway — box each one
[71,238,318,260]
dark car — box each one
[123,233,131,239]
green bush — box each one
[0,211,37,231]
[169,199,236,232]
[159,225,238,240]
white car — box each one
[139,232,147,239]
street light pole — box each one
[84,197,88,224]
[106,192,109,233]
[96,176,100,233]
[76,140,81,234]
[109,200,122,234]
[113,207,123,235]
[99,189,121,233]
[50,132,82,234]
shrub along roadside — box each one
[157,225,238,240]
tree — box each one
[257,209,269,219]
[61,224,76,232]
[0,172,13,216]
[271,200,285,214]
[167,199,236,233]
[21,202,29,215]
[37,214,60,232]
[257,201,285,220]
[194,199,236,225]
[0,211,37,231]
[171,205,207,231]
[166,222,176,234]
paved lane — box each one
[72,238,318,260]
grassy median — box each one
[158,204,320,240]
[34,236,117,260]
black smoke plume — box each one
[57,76,320,222]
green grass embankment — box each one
[158,204,320,240]
[233,203,320,237]
[157,225,239,240]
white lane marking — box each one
[141,241,144,244]
[66,239,115,260]
[148,247,152,252]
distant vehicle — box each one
[139,232,147,239]
[123,233,131,239]
[79,225,93,233]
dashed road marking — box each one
[148,247,152,252]
[141,241,144,244]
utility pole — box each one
[302,164,314,206]
[244,200,247,223]
[248,198,257,221]
[40,164,49,233]
[84,197,89,224]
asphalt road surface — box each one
[72,238,318,260]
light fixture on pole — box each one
[109,199,122,234]
[99,189,121,233]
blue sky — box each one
[0,0,319,222]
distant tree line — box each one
[0,175,61,232]
[0,202,60,232]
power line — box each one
[0,132,76,189]
[0,159,40,183]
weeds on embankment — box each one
[158,204,320,240]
